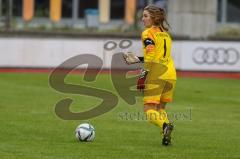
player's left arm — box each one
[143,37,156,72]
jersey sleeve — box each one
[141,30,156,70]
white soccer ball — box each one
[75,123,95,142]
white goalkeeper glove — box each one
[122,52,141,65]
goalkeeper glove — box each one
[122,52,141,65]
[137,69,148,92]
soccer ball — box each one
[75,123,95,142]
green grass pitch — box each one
[0,72,240,159]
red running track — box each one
[0,68,240,79]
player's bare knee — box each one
[157,102,167,110]
[144,103,157,112]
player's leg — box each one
[144,103,166,129]
[157,102,166,109]
[158,80,176,123]
[144,102,173,146]
[143,78,167,129]
[157,102,173,146]
[159,80,176,146]
[157,102,170,125]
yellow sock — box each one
[146,109,165,128]
[158,109,170,124]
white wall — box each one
[0,38,104,68]
[0,37,240,72]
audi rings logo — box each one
[192,47,239,65]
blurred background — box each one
[0,0,240,38]
[0,0,240,73]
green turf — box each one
[0,73,240,159]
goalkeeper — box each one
[124,5,177,146]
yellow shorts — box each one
[143,79,176,104]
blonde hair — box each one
[144,5,170,31]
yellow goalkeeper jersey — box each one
[141,26,176,80]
